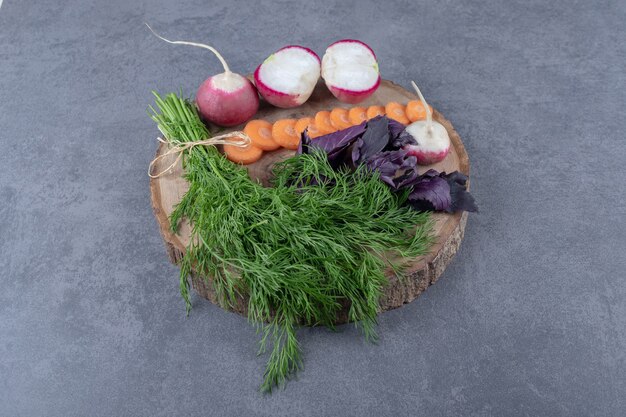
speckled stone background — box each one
[1,1,625,416]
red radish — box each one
[254,46,321,108]
[321,40,380,104]
[403,81,451,165]
[146,24,259,127]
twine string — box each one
[148,131,251,178]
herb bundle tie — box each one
[148,131,251,178]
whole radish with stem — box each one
[146,24,259,127]
[403,81,451,165]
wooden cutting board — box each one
[150,79,470,323]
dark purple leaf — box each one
[406,170,478,213]
[394,167,419,189]
[408,175,451,211]
[305,122,366,156]
[354,116,390,164]
[387,119,417,149]
[441,172,478,213]
[351,138,364,165]
[387,118,406,139]
[443,171,468,187]
[366,148,419,189]
[297,129,313,155]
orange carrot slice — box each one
[406,100,433,122]
[385,102,409,125]
[366,105,385,119]
[314,111,336,135]
[295,117,323,139]
[329,108,352,130]
[272,119,300,150]
[307,123,323,139]
[223,142,264,165]
[348,107,367,125]
[243,120,280,151]
[295,117,314,137]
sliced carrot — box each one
[223,142,264,165]
[348,107,367,125]
[314,111,336,135]
[385,102,410,125]
[329,108,352,130]
[272,119,300,150]
[295,117,314,137]
[406,100,433,122]
[366,105,385,119]
[307,123,323,139]
[295,117,323,139]
[243,120,280,151]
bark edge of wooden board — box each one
[149,79,471,323]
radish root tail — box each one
[410,80,433,133]
[145,23,231,73]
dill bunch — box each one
[149,92,433,392]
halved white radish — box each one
[321,40,380,104]
[254,46,321,108]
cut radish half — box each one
[254,46,321,108]
[321,39,380,104]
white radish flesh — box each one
[254,46,321,108]
[321,40,380,104]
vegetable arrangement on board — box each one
[147,25,477,392]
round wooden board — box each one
[150,79,470,323]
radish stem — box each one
[410,81,433,134]
[145,23,231,73]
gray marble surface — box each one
[1,0,625,415]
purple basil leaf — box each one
[297,129,313,155]
[447,180,477,213]
[394,167,419,189]
[407,170,477,213]
[387,118,406,139]
[354,116,390,164]
[351,138,364,165]
[441,171,478,213]
[399,154,418,170]
[443,171,468,187]
[365,149,416,189]
[408,175,451,211]
[366,149,403,171]
[307,122,366,156]
[422,169,440,178]
[387,119,417,149]
[389,131,416,149]
[379,175,397,188]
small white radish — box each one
[403,81,450,165]
[254,46,321,108]
[321,40,380,104]
[146,24,259,127]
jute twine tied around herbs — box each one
[148,131,251,178]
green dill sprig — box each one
[149,92,433,393]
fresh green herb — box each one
[149,92,433,392]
